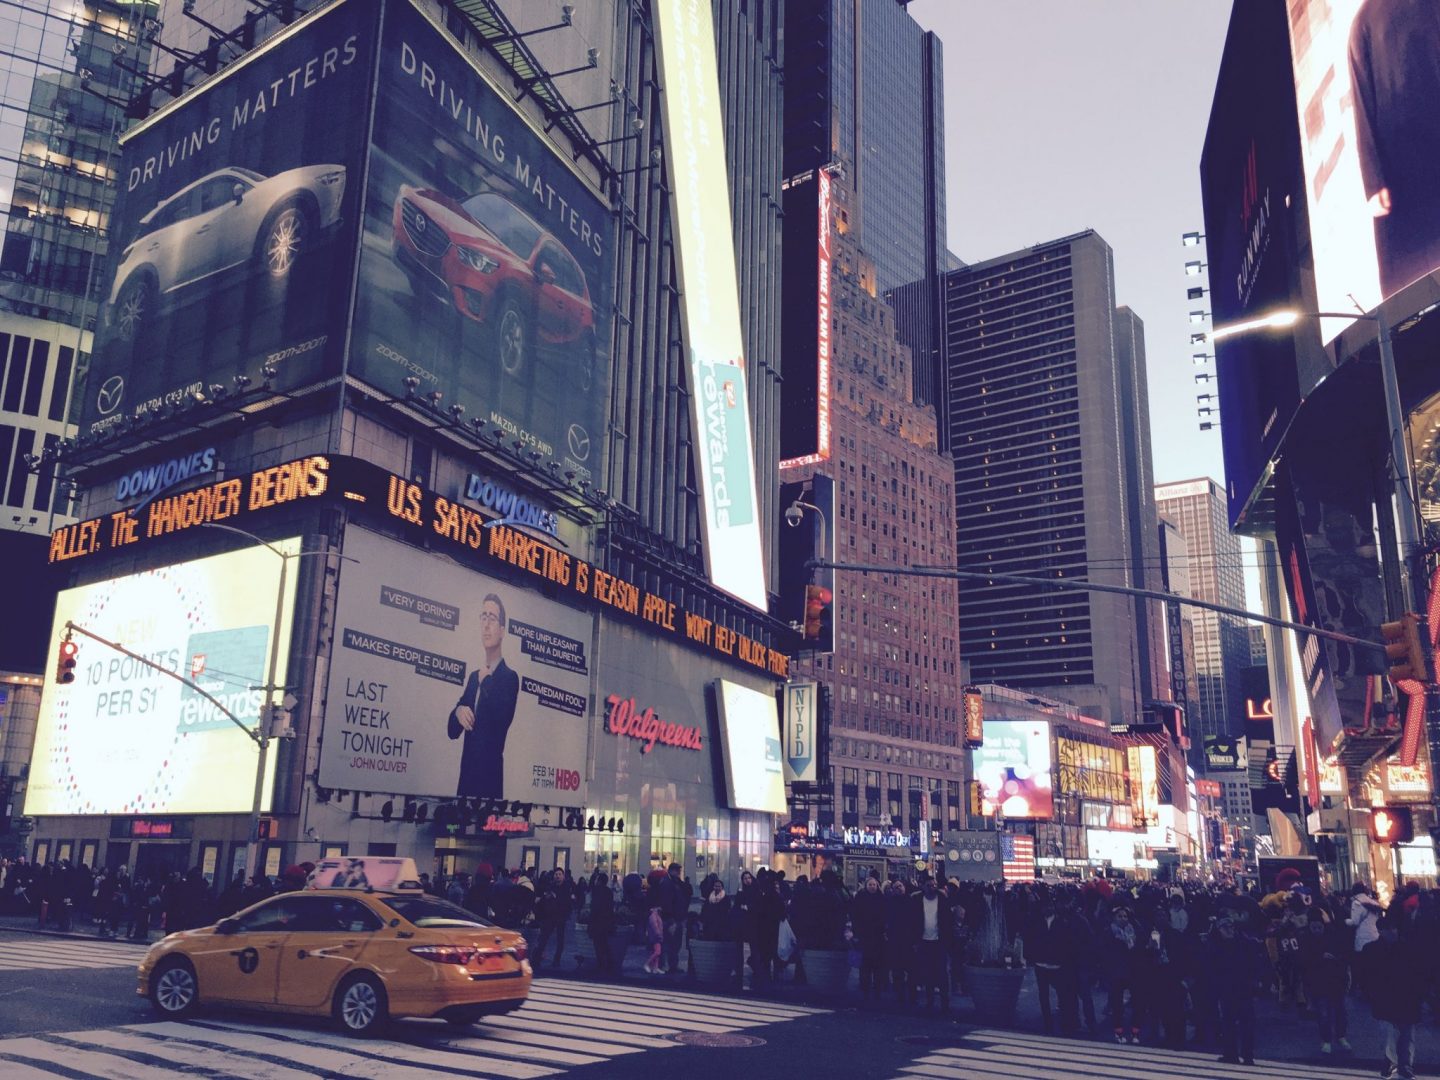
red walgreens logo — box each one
[605,693,703,753]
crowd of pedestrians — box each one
[5,852,1436,1077]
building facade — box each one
[22,0,792,889]
[935,230,1156,727]
[785,0,949,417]
[1155,478,1250,744]
[782,167,965,854]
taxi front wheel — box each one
[334,971,388,1036]
[150,957,199,1018]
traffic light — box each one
[55,638,78,684]
[1381,612,1431,685]
[968,780,986,818]
[1370,806,1414,845]
[802,583,833,643]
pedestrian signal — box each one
[55,638,78,684]
[802,584,833,643]
[1370,806,1413,845]
[1381,613,1430,685]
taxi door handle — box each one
[296,949,308,959]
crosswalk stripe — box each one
[150,1024,501,1080]
[0,969,830,1078]
[528,980,813,1023]
[0,1035,208,1079]
[921,1029,1378,1080]
[960,1028,1374,1079]
[179,1020,561,1078]
[0,1058,69,1080]
[51,1029,318,1080]
[0,940,150,972]
[530,977,823,1018]
[515,999,744,1035]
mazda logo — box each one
[567,423,591,461]
[413,212,427,233]
[97,375,125,415]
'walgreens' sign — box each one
[605,693,704,754]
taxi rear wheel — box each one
[150,957,199,1018]
[333,971,387,1036]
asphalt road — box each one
[0,929,1428,1078]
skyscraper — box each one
[784,0,947,413]
[783,167,965,840]
[1155,478,1250,744]
[939,230,1158,727]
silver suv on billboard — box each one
[106,164,346,344]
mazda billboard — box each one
[349,0,614,483]
[82,0,374,437]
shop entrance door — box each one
[106,843,132,872]
[135,842,190,882]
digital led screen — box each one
[972,719,1053,820]
[652,0,767,610]
[321,527,591,805]
[1287,0,1440,342]
[714,679,787,814]
[25,541,299,815]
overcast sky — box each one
[909,0,1233,487]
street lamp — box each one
[196,522,355,882]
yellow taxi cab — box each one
[136,858,530,1035]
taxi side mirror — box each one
[216,918,241,935]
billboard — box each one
[350,0,613,486]
[25,541,299,815]
[1199,0,1305,529]
[321,527,592,805]
[1128,744,1160,828]
[1205,734,1245,772]
[1288,0,1440,340]
[779,167,832,467]
[972,719,1053,820]
[652,0,767,610]
[82,0,374,437]
[714,679,787,814]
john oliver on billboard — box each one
[349,0,614,484]
[1288,0,1440,341]
[83,0,373,437]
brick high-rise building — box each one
[783,171,965,844]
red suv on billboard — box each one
[391,187,596,386]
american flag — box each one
[1001,834,1036,883]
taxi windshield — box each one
[379,894,493,929]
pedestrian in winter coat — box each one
[884,880,917,1003]
[1360,914,1427,1080]
[1208,915,1266,1066]
[1102,905,1141,1043]
[852,875,887,1000]
[587,874,618,974]
[534,869,571,966]
[909,876,952,1012]
[1348,884,1384,953]
[1299,905,1350,1055]
[1025,900,1079,1034]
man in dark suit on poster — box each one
[1349,0,1440,297]
[447,593,520,797]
